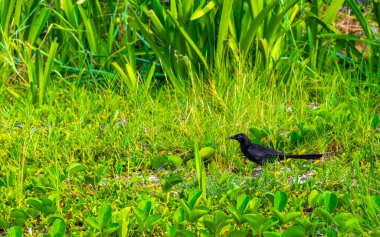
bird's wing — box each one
[249,144,284,159]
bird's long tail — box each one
[284,154,324,160]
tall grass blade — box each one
[216,0,233,64]
[194,141,206,198]
[78,5,100,55]
[132,10,183,92]
[323,0,345,24]
[167,12,209,70]
[373,0,380,26]
[40,38,59,105]
[143,63,156,96]
[345,0,373,39]
[190,1,216,21]
[27,8,51,45]
[240,2,277,56]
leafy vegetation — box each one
[0,0,379,236]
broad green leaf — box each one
[134,208,146,225]
[98,203,112,228]
[138,200,152,217]
[227,186,242,199]
[265,192,275,205]
[174,207,186,224]
[10,210,26,219]
[26,208,38,218]
[261,217,279,231]
[214,211,230,224]
[244,213,265,234]
[271,209,284,224]
[228,230,248,237]
[188,189,203,209]
[66,163,87,176]
[50,219,66,237]
[324,192,337,214]
[0,218,8,229]
[283,212,302,224]
[283,226,305,237]
[177,229,196,237]
[333,212,354,227]
[144,214,161,229]
[203,219,216,234]
[162,174,183,192]
[308,190,319,206]
[236,194,250,215]
[190,206,209,222]
[263,232,282,237]
[26,198,42,211]
[115,207,131,237]
[371,114,379,129]
[316,208,333,225]
[168,155,183,168]
[85,217,100,230]
[168,224,178,237]
[370,195,380,210]
[218,173,231,184]
[340,217,363,234]
[199,229,212,237]
[180,200,191,217]
[7,226,23,237]
[199,147,215,160]
[152,156,169,169]
[13,218,26,227]
[274,191,287,212]
[227,204,241,223]
[102,223,120,235]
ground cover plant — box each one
[0,0,379,236]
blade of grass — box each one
[190,1,216,21]
[167,11,209,70]
[216,0,234,64]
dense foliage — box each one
[0,0,379,236]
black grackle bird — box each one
[228,133,324,165]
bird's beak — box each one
[227,135,236,140]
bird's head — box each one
[227,133,250,143]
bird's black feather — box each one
[228,133,324,165]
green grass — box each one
[1,0,380,235]
[0,64,379,236]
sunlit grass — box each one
[1,0,379,235]
[0,63,378,235]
